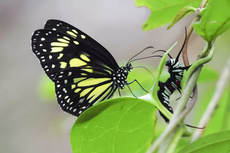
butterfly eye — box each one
[126,63,133,71]
[165,59,171,66]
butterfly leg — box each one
[175,89,193,101]
[127,79,148,93]
[118,88,121,97]
[126,84,137,98]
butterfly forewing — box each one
[31,19,122,116]
[44,19,119,69]
[32,29,114,80]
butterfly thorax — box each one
[166,59,184,82]
[112,63,132,89]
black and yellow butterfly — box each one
[31,19,150,116]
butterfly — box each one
[31,19,153,116]
[156,29,189,123]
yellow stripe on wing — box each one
[80,87,93,97]
[88,82,113,103]
[78,78,111,87]
[69,58,87,67]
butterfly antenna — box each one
[128,46,154,63]
[152,50,173,59]
[129,55,162,63]
[133,66,155,79]
[176,27,187,62]
[185,124,206,129]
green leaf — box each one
[168,6,196,29]
[71,97,157,153]
[193,0,230,42]
[135,0,201,30]
[177,131,230,153]
[156,42,177,81]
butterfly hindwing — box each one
[55,67,117,116]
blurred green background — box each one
[0,0,229,153]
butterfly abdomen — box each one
[158,59,185,123]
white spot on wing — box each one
[64,80,68,84]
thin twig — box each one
[182,18,195,66]
[191,57,230,142]
[181,0,208,66]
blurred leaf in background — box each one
[37,74,56,103]
[178,131,230,153]
[194,0,230,42]
[197,66,219,83]
[135,0,201,30]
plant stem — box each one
[147,0,211,152]
[191,56,230,142]
[146,82,198,153]
[182,0,208,66]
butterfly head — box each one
[166,59,173,67]
[125,62,133,72]
[166,59,184,70]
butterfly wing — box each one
[31,20,119,116]
[54,67,117,116]
[44,19,119,70]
